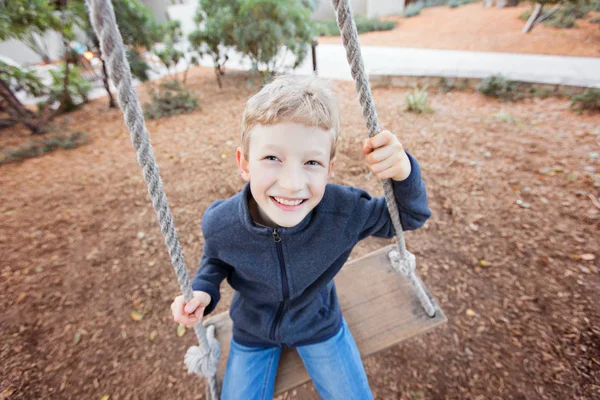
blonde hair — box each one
[241,75,340,159]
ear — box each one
[328,158,335,179]
[236,147,250,181]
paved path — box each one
[306,44,600,88]
[19,43,600,105]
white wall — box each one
[367,0,405,18]
[312,0,368,21]
[166,2,200,38]
[141,0,172,23]
[0,31,64,66]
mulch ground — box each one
[1,67,599,400]
[318,2,600,58]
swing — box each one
[86,0,447,398]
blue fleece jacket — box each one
[191,152,431,348]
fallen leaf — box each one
[130,310,144,321]
[99,395,110,400]
[5,210,16,216]
[176,324,186,337]
[16,293,26,303]
[73,332,82,345]
[466,309,477,317]
[581,253,595,261]
[149,330,158,341]
[34,266,44,273]
[479,259,491,267]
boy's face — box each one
[237,122,335,228]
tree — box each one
[75,0,163,108]
[233,0,315,74]
[0,0,90,134]
[522,0,569,33]
[189,0,237,88]
[188,0,316,85]
[0,0,61,63]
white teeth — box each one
[274,197,303,206]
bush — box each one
[316,16,396,36]
[143,80,199,119]
[477,75,521,102]
[521,0,596,29]
[404,1,424,17]
[1,131,88,164]
[405,86,432,113]
[127,49,151,82]
[424,0,447,7]
[48,63,92,112]
[447,0,475,7]
[570,88,600,112]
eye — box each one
[263,156,280,162]
[305,160,323,167]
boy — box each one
[171,75,431,399]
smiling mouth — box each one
[270,196,307,207]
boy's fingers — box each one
[362,139,372,154]
[184,298,200,313]
[366,145,394,164]
[369,131,393,149]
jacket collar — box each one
[238,182,314,237]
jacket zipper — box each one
[270,228,289,342]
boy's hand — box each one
[362,130,411,181]
[170,291,212,327]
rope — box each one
[331,0,436,317]
[85,1,221,398]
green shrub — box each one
[48,63,92,112]
[477,75,521,102]
[570,88,600,112]
[522,1,595,29]
[143,80,199,119]
[316,16,396,36]
[424,0,447,7]
[404,1,424,17]
[1,131,88,164]
[127,49,151,82]
[405,86,432,113]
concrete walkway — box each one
[307,44,600,88]
[18,43,600,105]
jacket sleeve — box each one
[190,203,233,316]
[353,151,432,241]
[191,250,232,316]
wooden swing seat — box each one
[204,244,447,394]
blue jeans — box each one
[221,318,373,400]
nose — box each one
[278,164,304,193]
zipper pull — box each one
[272,229,281,243]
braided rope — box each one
[85,1,221,398]
[331,0,436,317]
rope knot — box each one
[184,325,221,377]
[388,248,416,276]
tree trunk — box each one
[0,68,63,135]
[101,57,116,108]
[522,4,543,33]
[522,3,563,33]
[214,66,223,89]
[95,38,116,108]
[0,78,34,121]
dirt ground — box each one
[1,67,599,400]
[318,2,600,57]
